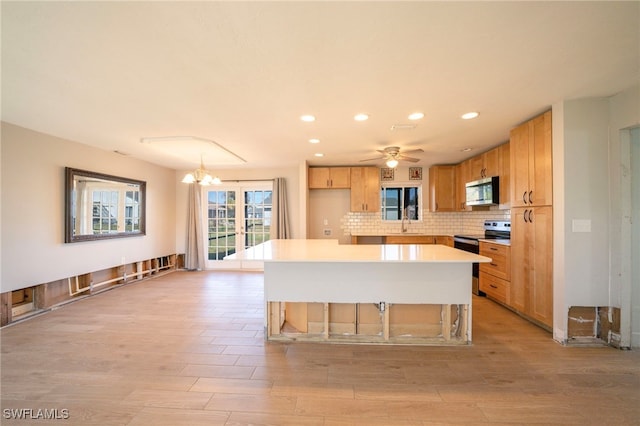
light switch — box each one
[323,219,329,226]
[572,219,591,233]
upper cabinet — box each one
[468,148,500,181]
[428,165,456,212]
[308,167,351,189]
[456,142,510,210]
[455,161,472,212]
[350,167,380,212]
[510,110,552,207]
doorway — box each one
[204,182,273,270]
[630,127,639,347]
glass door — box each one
[204,182,272,269]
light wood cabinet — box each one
[511,206,553,328]
[479,242,511,281]
[350,167,380,212]
[455,161,472,211]
[308,167,351,189]
[468,148,500,181]
[479,241,511,305]
[510,110,552,207]
[499,142,510,209]
[385,235,435,244]
[428,165,456,212]
[435,235,454,247]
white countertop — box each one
[226,239,492,263]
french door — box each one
[204,182,273,269]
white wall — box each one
[1,123,177,293]
[561,98,611,306]
[608,85,640,347]
[553,85,640,345]
[174,165,302,254]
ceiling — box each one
[2,2,638,171]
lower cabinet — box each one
[351,235,454,246]
[479,241,511,305]
[511,206,553,328]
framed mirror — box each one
[65,167,146,243]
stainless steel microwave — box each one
[465,176,499,206]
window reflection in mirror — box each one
[65,168,146,243]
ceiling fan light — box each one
[386,158,399,168]
[212,176,222,185]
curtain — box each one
[185,183,205,270]
[271,177,291,239]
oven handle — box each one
[453,237,479,246]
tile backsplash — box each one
[341,208,511,236]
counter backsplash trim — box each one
[341,210,511,237]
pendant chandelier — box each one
[181,156,221,186]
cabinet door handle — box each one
[490,263,498,267]
[326,180,330,187]
[528,210,533,222]
[522,191,528,204]
[330,179,333,187]
[524,209,529,223]
[528,191,533,204]
[490,247,498,251]
[362,203,365,211]
[490,284,498,289]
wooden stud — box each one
[442,304,451,341]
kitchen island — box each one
[227,239,491,345]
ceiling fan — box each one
[359,146,424,168]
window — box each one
[381,185,421,221]
[92,190,119,233]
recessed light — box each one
[301,115,316,122]
[461,112,479,120]
[354,113,369,121]
[314,153,324,157]
[408,112,424,120]
[461,147,473,152]
[309,138,320,144]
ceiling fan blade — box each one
[359,156,385,162]
[400,148,424,155]
[397,155,420,163]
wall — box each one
[608,85,640,347]
[308,189,351,244]
[1,123,177,293]
[174,164,302,254]
[631,127,640,347]
[561,98,611,307]
[553,84,640,346]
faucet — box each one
[401,207,410,233]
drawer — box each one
[479,271,510,305]
[479,241,509,258]
[479,242,511,280]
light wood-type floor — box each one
[1,271,639,425]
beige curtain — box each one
[271,177,291,239]
[185,183,205,270]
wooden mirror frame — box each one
[65,167,146,243]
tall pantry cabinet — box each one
[509,110,553,329]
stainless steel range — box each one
[454,220,511,296]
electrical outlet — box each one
[323,229,332,236]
